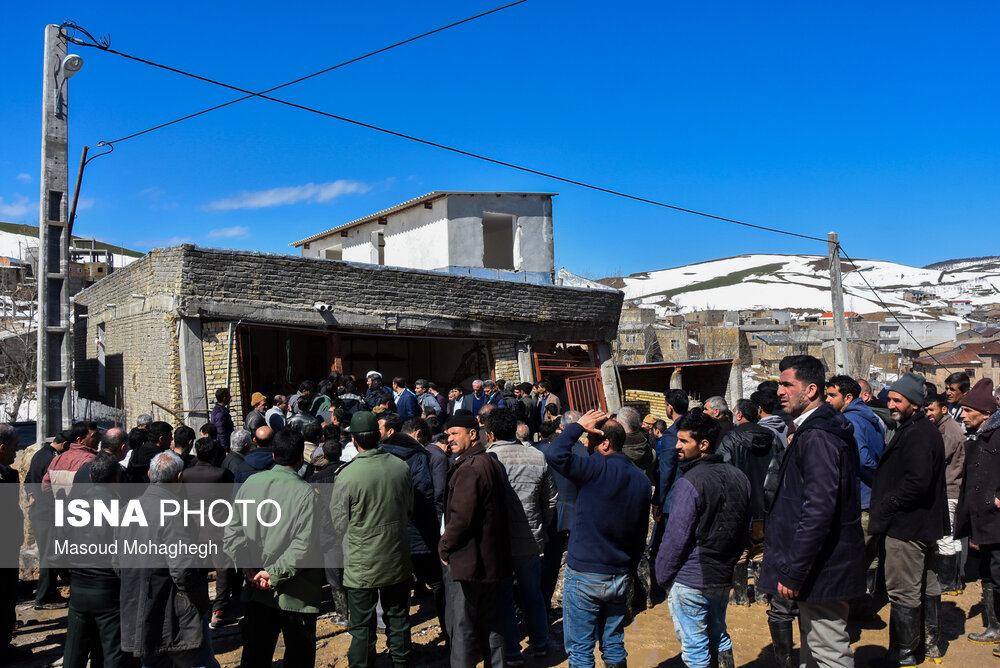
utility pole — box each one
[828,231,850,376]
[37,24,81,443]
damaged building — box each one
[72,193,623,425]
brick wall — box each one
[490,340,521,385]
[74,245,622,423]
[202,321,244,422]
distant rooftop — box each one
[0,221,143,258]
[291,191,557,247]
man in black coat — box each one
[719,397,783,606]
[759,355,864,668]
[869,372,949,666]
[954,378,1000,652]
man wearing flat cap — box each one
[954,378,1000,654]
[869,372,949,666]
[440,413,511,667]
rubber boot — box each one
[331,586,349,627]
[717,648,735,668]
[970,585,1000,643]
[896,603,922,667]
[870,603,921,668]
[924,595,943,663]
[768,619,793,668]
[752,561,767,603]
[730,563,749,607]
[939,553,963,596]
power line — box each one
[61,1,528,145]
[837,244,955,374]
[63,23,829,245]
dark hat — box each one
[888,372,925,407]
[959,378,996,415]
[445,414,479,430]
[350,411,379,433]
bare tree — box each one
[0,279,37,421]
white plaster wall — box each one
[446,194,554,273]
[338,204,448,268]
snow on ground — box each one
[617,253,1000,315]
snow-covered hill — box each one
[606,254,1000,317]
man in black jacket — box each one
[26,430,70,610]
[759,355,864,668]
[719,397,782,606]
[869,372,949,667]
[954,378,1000,654]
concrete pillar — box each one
[37,24,73,444]
[516,340,535,385]
[596,341,622,412]
[178,317,209,427]
[726,361,743,409]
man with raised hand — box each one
[544,409,650,668]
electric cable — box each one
[838,244,955,374]
[61,21,829,245]
[60,2,526,145]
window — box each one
[670,340,680,350]
[323,247,342,261]
[966,368,976,378]
[370,231,385,265]
[481,212,515,270]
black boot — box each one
[604,662,627,668]
[752,561,767,603]
[938,554,963,596]
[730,563,749,606]
[924,595,943,663]
[331,586,349,627]
[970,584,1000,643]
[768,619,793,668]
[717,648,735,668]
[871,603,921,668]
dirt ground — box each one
[10,578,999,667]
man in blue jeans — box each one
[544,409,650,668]
[656,409,750,668]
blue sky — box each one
[3,2,999,278]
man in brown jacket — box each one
[926,392,966,595]
[954,378,1000,654]
[441,414,511,668]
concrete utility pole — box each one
[828,231,850,377]
[37,24,80,443]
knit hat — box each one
[888,372,925,407]
[445,414,479,430]
[350,411,379,433]
[959,378,996,415]
[250,392,266,407]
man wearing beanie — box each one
[245,392,268,433]
[869,372,949,667]
[954,378,1000,655]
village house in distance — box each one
[72,192,623,425]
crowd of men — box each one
[2,360,1000,668]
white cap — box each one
[366,370,382,379]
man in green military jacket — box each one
[332,411,415,668]
[224,428,324,668]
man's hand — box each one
[251,570,271,590]
[994,496,1000,510]
[651,505,663,522]
[777,582,798,599]
[577,409,608,434]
